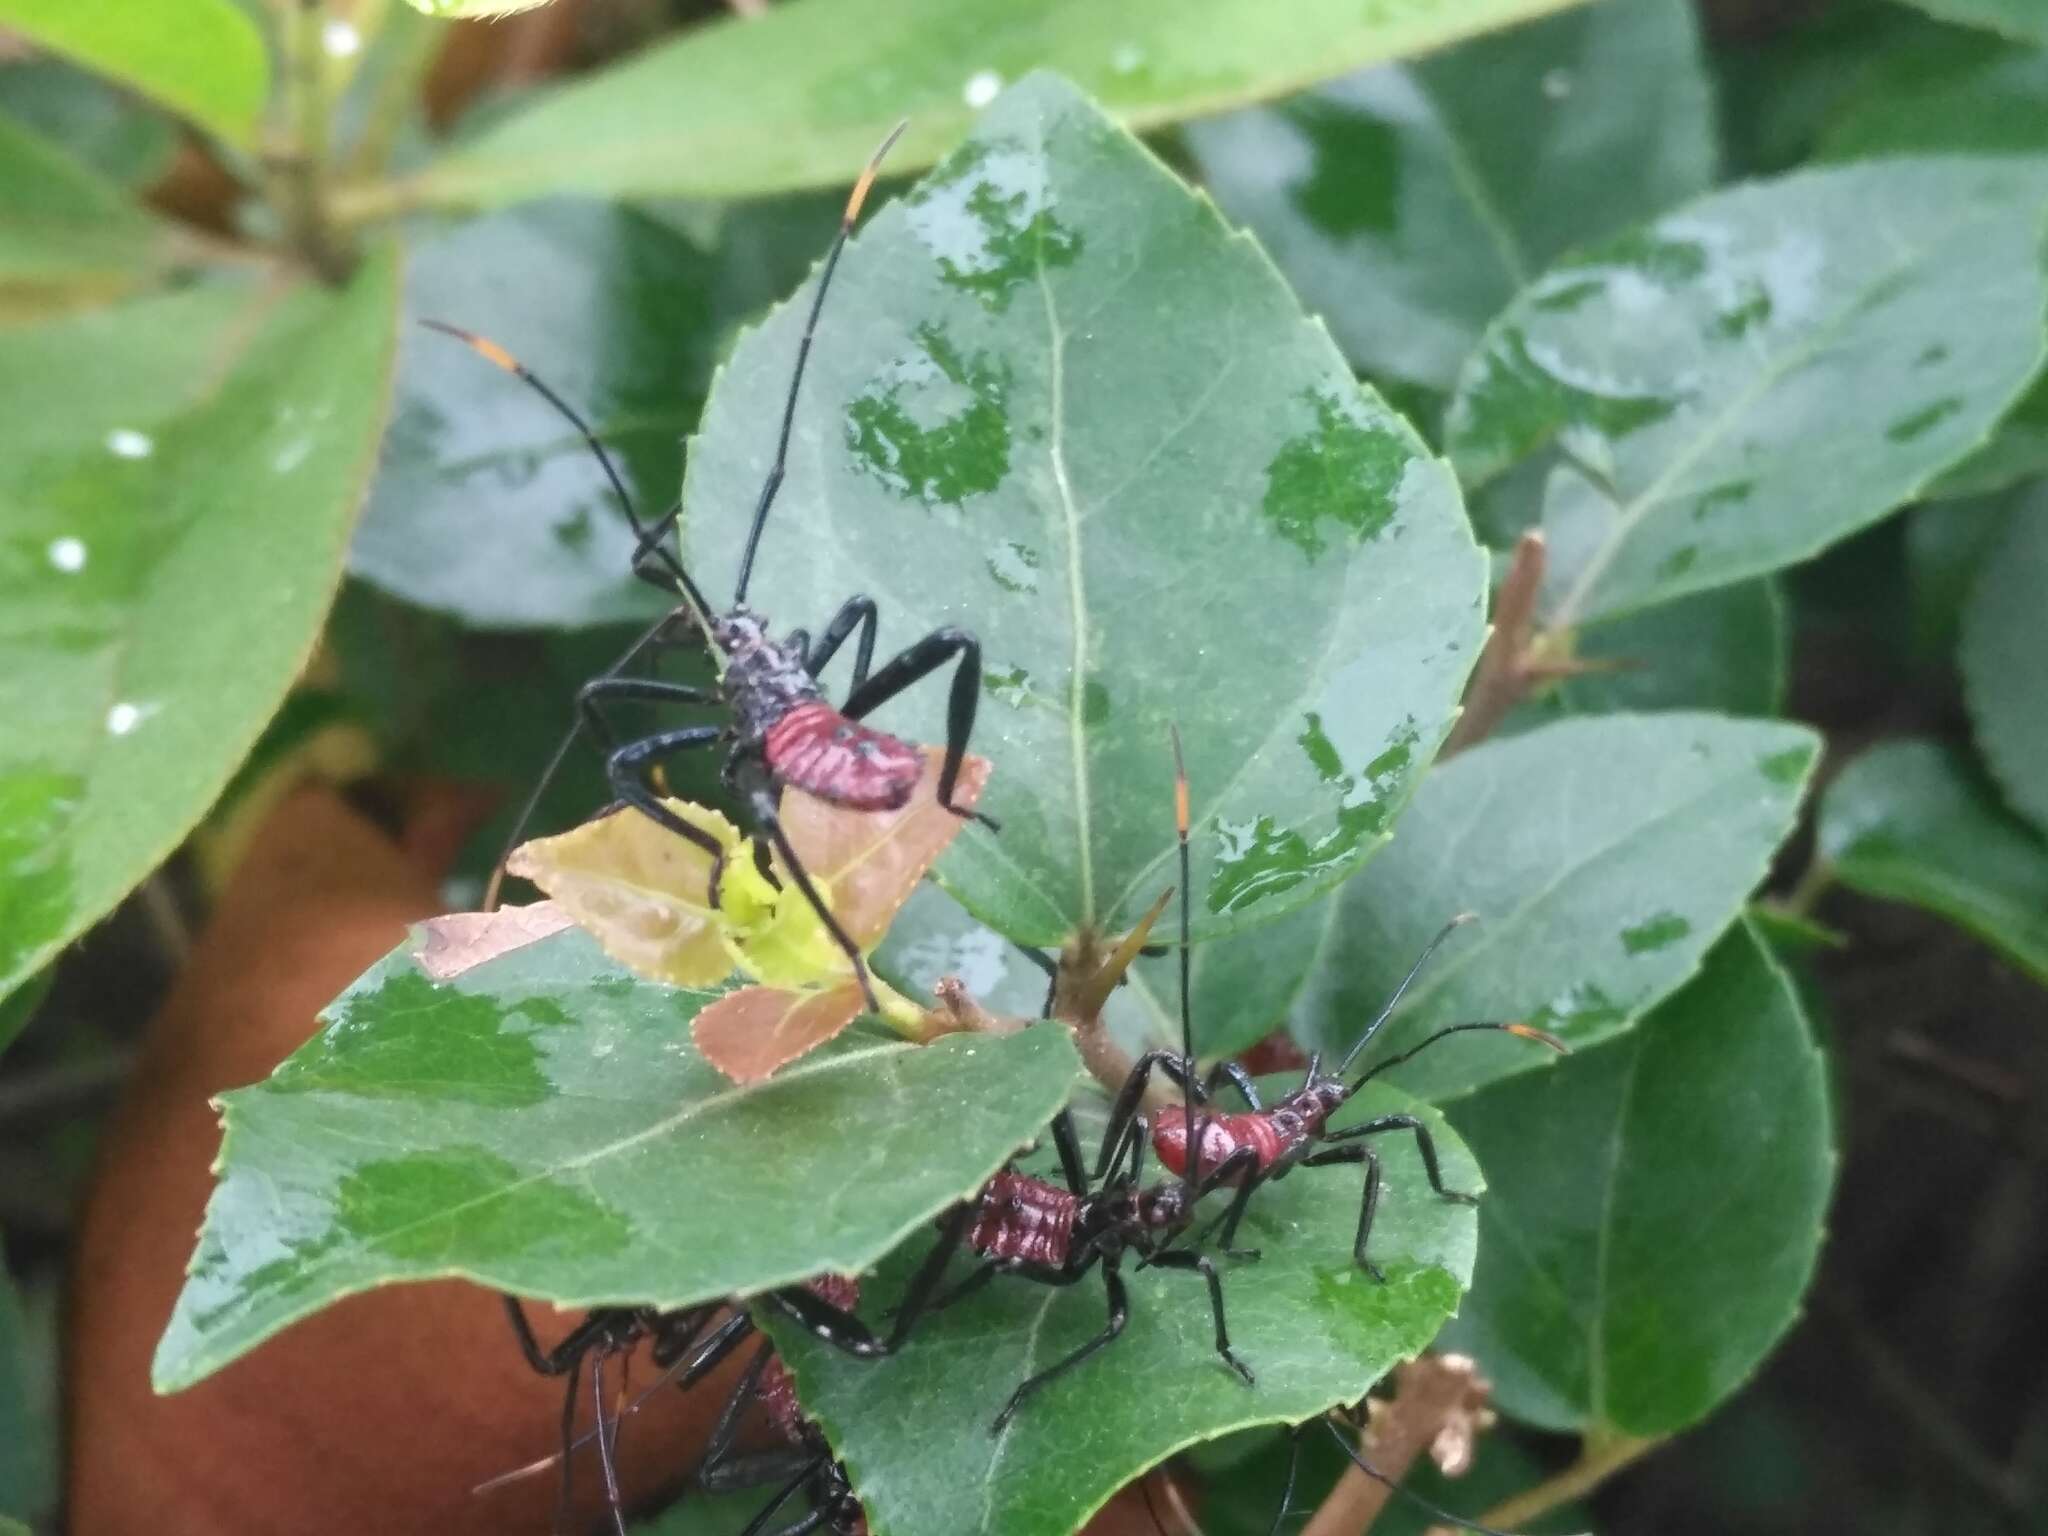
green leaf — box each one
[1816,739,2048,985]
[1933,378,2048,500]
[152,926,1084,1392]
[1289,712,1819,1105]
[1960,478,2048,838]
[1439,918,1832,1434]
[1821,26,2048,161]
[0,0,268,148]
[1905,493,2009,662]
[0,114,193,313]
[761,1080,1480,1536]
[682,74,1485,947]
[352,202,720,628]
[0,253,400,1005]
[1445,157,2048,628]
[1502,577,1786,734]
[1891,0,2048,46]
[392,0,1603,211]
[0,57,182,188]
[1186,0,1716,393]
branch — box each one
[1300,1355,1495,1536]
[269,0,351,279]
[1442,532,1547,759]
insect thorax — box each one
[715,608,823,741]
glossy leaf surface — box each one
[0,257,400,1004]
[352,202,714,627]
[401,0,1602,210]
[0,0,268,147]
[762,1081,1480,1536]
[154,927,1083,1391]
[682,75,1485,947]
[1959,482,2048,837]
[1188,0,1716,391]
[1446,158,2048,627]
[1816,739,2048,985]
[1440,919,1831,1433]
[1289,712,1818,1104]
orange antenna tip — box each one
[1505,1022,1570,1053]
[1169,724,1189,838]
[420,318,521,376]
[844,119,911,228]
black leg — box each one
[1190,1146,1269,1260]
[1299,1142,1386,1280]
[607,726,729,858]
[1317,1113,1477,1204]
[739,778,881,1012]
[1049,1110,1092,1198]
[555,1349,582,1536]
[990,1254,1123,1434]
[647,1305,722,1370]
[1268,1423,1305,1536]
[805,596,880,691]
[1144,1248,1254,1386]
[840,628,996,828]
[697,1341,777,1476]
[1204,1058,1265,1111]
[726,1458,827,1536]
[1093,1050,1201,1181]
[504,1297,621,1376]
[763,1205,977,1358]
[673,1310,763,1393]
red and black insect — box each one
[1093,916,1567,1278]
[497,1278,863,1535]
[686,1290,869,1536]
[500,1298,722,1536]
[762,730,1254,1433]
[435,123,993,1013]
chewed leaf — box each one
[415,903,574,981]
[505,800,742,987]
[693,983,867,1084]
[781,749,992,948]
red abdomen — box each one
[1152,1107,1291,1182]
[763,701,923,812]
[969,1171,1077,1268]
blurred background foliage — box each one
[4,0,2048,1532]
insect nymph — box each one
[437,123,995,1011]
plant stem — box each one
[1301,1356,1494,1536]
[272,0,351,279]
[1443,531,1548,759]
[1477,1428,1660,1528]
[1777,855,1837,920]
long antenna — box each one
[1337,912,1478,1077]
[731,119,908,605]
[1356,1019,1568,1086]
[419,319,715,632]
[1171,723,1204,1196]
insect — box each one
[500,1298,722,1536]
[433,122,994,1013]
[1093,916,1567,1277]
[496,1280,861,1535]
[763,729,1254,1433]
[688,1296,869,1536]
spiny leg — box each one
[1203,1058,1265,1110]
[1093,1050,1202,1181]
[990,1253,1123,1434]
[1188,1145,1268,1260]
[1299,1141,1386,1280]
[1144,1248,1254,1385]
[607,727,729,858]
[841,627,996,828]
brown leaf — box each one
[692,984,867,1084]
[415,902,574,980]
[780,749,992,947]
